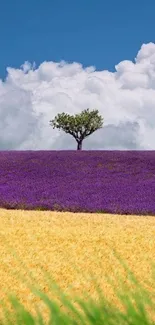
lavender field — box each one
[0,150,155,216]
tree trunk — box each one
[77,140,82,150]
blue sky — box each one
[1,0,155,151]
[0,0,155,80]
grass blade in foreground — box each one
[0,236,155,324]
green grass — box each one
[0,238,155,324]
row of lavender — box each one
[0,150,155,215]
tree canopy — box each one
[49,108,104,150]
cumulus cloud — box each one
[1,42,155,151]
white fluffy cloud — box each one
[1,42,155,151]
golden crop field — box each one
[0,208,155,322]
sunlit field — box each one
[0,209,155,323]
[0,150,155,324]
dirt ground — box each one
[0,208,155,322]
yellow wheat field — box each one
[0,208,155,322]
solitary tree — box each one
[49,108,104,150]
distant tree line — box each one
[49,108,104,150]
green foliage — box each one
[49,108,104,142]
[1,239,155,324]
